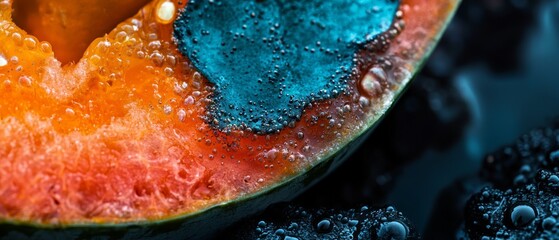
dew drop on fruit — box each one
[155,0,176,24]
[40,42,52,54]
[163,105,172,114]
[377,221,408,240]
[24,36,37,49]
[10,32,22,46]
[359,96,370,108]
[9,56,18,64]
[509,204,536,228]
[360,66,386,97]
[184,96,195,105]
[177,109,186,122]
[18,76,31,87]
[65,108,75,116]
[150,52,164,66]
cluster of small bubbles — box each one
[363,18,405,53]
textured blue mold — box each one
[174,0,399,133]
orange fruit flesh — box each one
[0,0,459,226]
[0,0,311,224]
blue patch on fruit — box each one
[174,0,399,133]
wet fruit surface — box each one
[0,0,458,234]
[174,0,400,133]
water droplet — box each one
[11,32,22,45]
[184,96,195,105]
[148,40,162,50]
[348,219,359,226]
[115,31,128,42]
[96,40,111,53]
[150,52,164,66]
[177,109,187,122]
[163,105,172,115]
[360,68,385,97]
[24,36,37,49]
[509,204,536,228]
[377,221,408,240]
[316,219,333,233]
[18,76,32,87]
[156,0,176,24]
[358,96,370,108]
[519,164,531,173]
[65,108,75,116]
[40,42,52,54]
[243,175,251,182]
[275,228,286,236]
[0,54,7,67]
[10,56,19,64]
[542,217,556,230]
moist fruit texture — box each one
[0,0,458,229]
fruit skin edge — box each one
[0,0,460,239]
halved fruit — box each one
[0,0,460,239]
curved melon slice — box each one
[0,0,459,239]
